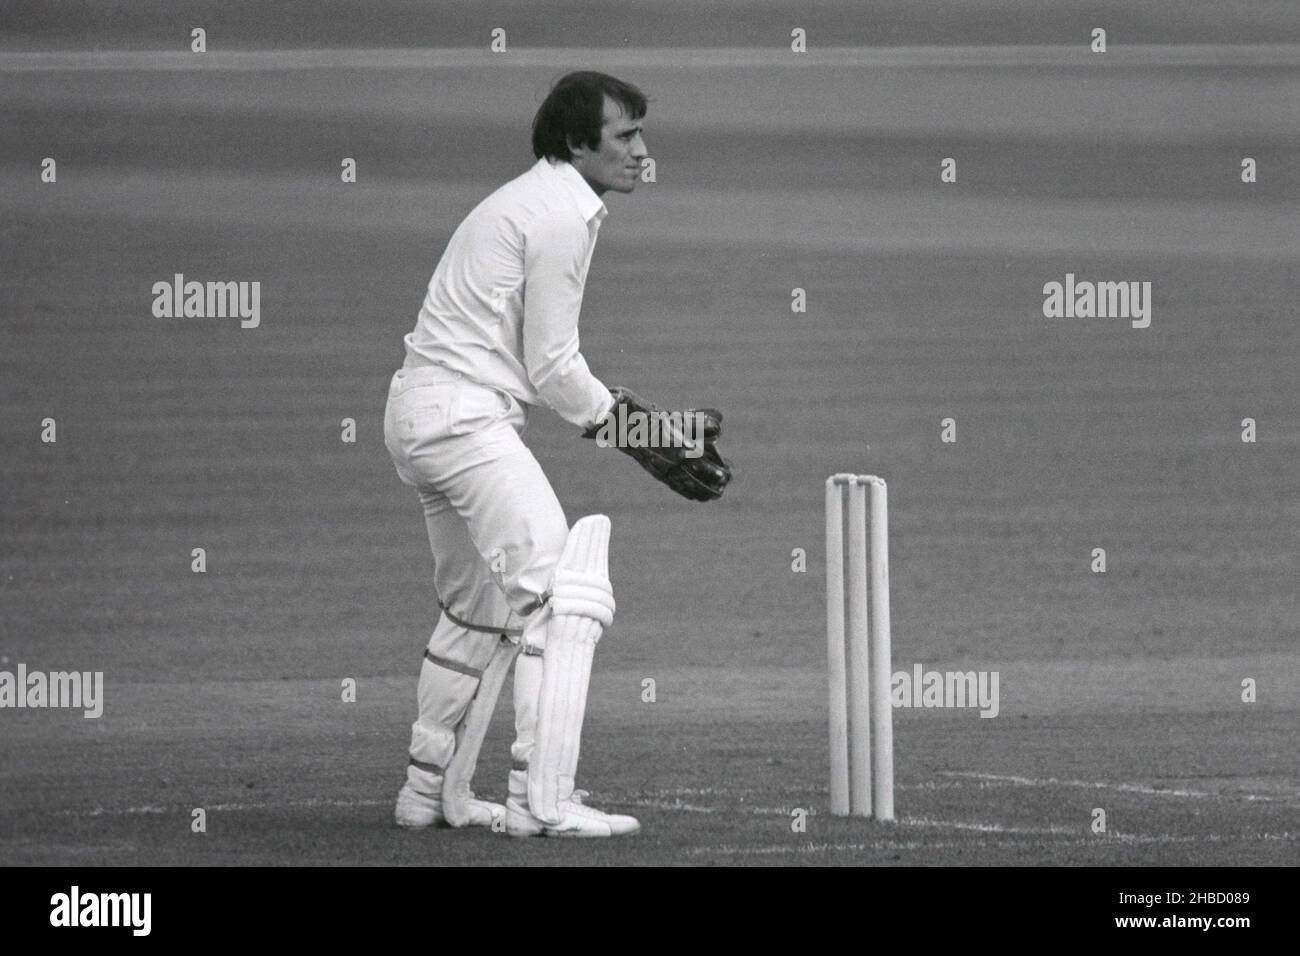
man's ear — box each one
[566,135,592,160]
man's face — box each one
[569,96,647,196]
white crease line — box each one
[1109,831,1295,845]
[942,771,1212,798]
[634,793,839,816]
[206,797,388,812]
[900,816,1077,836]
[62,797,388,817]
[627,798,717,814]
[78,805,169,816]
[637,787,761,797]
[689,841,980,855]
[61,796,808,819]
[687,832,1296,856]
[688,840,1065,856]
[640,782,964,797]
[940,771,1295,803]
[898,781,970,792]
[67,795,671,817]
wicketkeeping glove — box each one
[582,386,733,501]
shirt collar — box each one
[537,158,608,225]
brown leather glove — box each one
[583,387,733,501]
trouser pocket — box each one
[448,383,512,437]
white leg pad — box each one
[527,515,615,824]
[407,720,457,787]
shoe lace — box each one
[570,789,590,806]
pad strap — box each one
[438,600,524,637]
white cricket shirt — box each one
[403,157,616,429]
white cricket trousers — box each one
[383,362,568,784]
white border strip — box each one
[2,44,1297,72]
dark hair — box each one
[532,71,647,162]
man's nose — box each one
[630,134,648,158]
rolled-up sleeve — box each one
[521,209,614,429]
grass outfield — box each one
[1,51,1297,864]
[1,665,1296,865]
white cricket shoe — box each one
[394,781,505,829]
[506,789,641,838]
